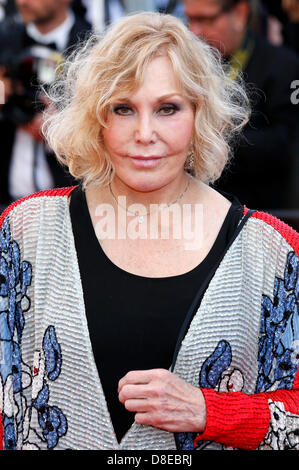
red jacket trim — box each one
[0,186,77,230]
[244,206,299,256]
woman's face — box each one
[102,55,195,194]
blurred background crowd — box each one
[0,0,298,230]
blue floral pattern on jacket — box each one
[176,340,233,450]
[0,217,68,449]
[257,251,299,393]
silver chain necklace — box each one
[109,178,191,224]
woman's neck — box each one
[108,172,192,211]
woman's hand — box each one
[118,368,206,433]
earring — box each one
[185,149,194,170]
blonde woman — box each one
[0,12,298,451]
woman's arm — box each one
[198,372,299,450]
[118,366,299,450]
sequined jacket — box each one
[0,187,298,450]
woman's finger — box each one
[123,398,149,412]
[118,383,153,403]
[118,368,168,392]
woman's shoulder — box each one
[203,183,299,264]
[202,182,298,254]
[0,186,77,231]
[244,207,299,257]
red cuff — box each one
[195,388,270,450]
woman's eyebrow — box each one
[156,93,183,101]
[112,93,183,103]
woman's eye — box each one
[159,104,179,116]
[113,105,133,116]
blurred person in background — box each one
[262,0,299,54]
[70,0,184,32]
[71,0,125,32]
[0,0,17,21]
[184,0,299,213]
[0,0,91,211]
[282,0,299,54]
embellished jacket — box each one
[0,187,298,450]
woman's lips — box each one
[129,155,163,169]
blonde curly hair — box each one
[43,11,250,189]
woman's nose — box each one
[134,114,157,144]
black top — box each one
[69,185,243,443]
